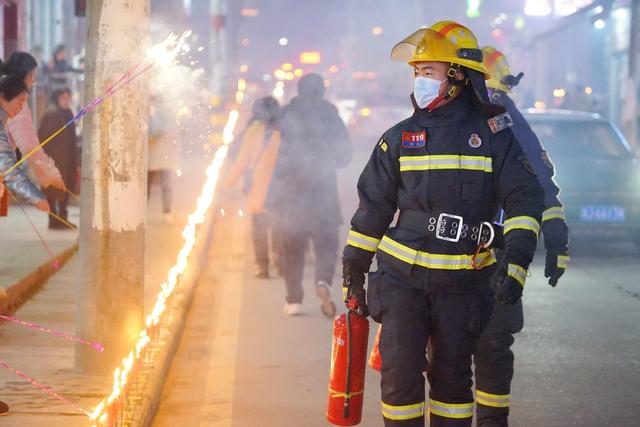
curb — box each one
[123,209,217,427]
[0,243,78,315]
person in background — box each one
[1,52,65,192]
[267,73,352,317]
[0,74,49,213]
[223,96,283,279]
[148,98,180,224]
[473,45,570,427]
[31,46,46,72]
[38,88,78,229]
[48,44,83,91]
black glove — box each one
[491,264,523,305]
[342,258,369,317]
[545,250,568,287]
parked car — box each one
[523,109,640,248]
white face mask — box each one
[414,76,446,109]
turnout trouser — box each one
[474,298,524,427]
[280,226,338,304]
[367,270,492,427]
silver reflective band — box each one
[428,399,473,419]
[476,390,511,408]
[377,236,496,270]
[381,401,425,421]
[507,263,527,287]
[542,206,566,222]
[557,255,570,269]
[346,230,380,252]
[504,216,540,237]
[399,155,493,172]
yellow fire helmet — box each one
[391,21,489,78]
[482,46,524,93]
[482,46,512,92]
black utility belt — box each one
[397,210,503,247]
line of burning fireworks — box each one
[89,76,245,424]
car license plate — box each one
[579,205,626,222]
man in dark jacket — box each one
[39,88,77,229]
[267,73,352,317]
[342,22,544,426]
[472,46,570,427]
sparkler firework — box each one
[0,315,104,352]
[1,31,193,178]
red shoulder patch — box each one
[401,131,427,148]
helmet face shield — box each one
[392,26,489,77]
[392,28,458,64]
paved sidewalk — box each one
[0,204,79,293]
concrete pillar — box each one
[75,0,149,375]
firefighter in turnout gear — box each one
[341,22,545,426]
[473,46,570,427]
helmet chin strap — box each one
[426,64,467,112]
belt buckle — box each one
[436,213,463,242]
[477,221,495,247]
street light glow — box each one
[593,18,605,29]
[553,88,566,98]
[279,37,289,46]
[300,51,322,64]
[371,26,383,35]
[524,0,552,16]
[240,8,259,17]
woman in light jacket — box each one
[223,96,282,278]
[1,52,65,191]
[0,75,49,212]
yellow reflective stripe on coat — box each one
[476,390,511,408]
[381,401,425,421]
[399,155,493,172]
[378,236,496,270]
[508,263,527,287]
[542,206,566,222]
[557,255,570,269]
[346,230,381,253]
[503,215,540,237]
[428,399,474,419]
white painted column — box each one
[75,0,150,374]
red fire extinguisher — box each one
[326,299,369,426]
[368,324,382,372]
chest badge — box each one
[401,131,427,148]
[468,133,482,148]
